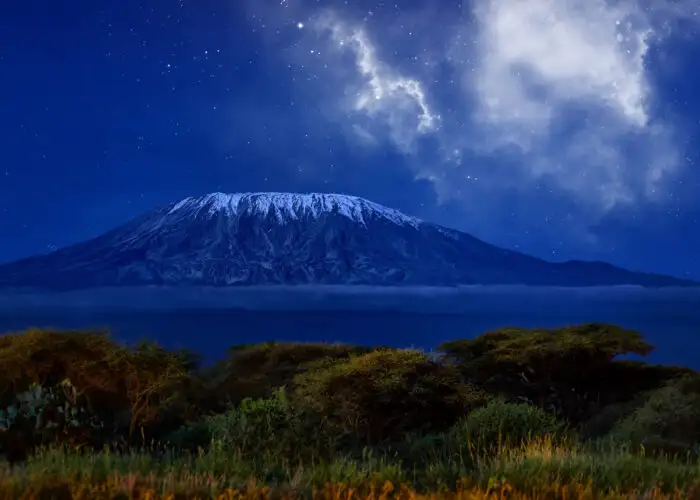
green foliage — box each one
[104,340,193,439]
[0,329,123,411]
[169,387,311,460]
[438,323,683,424]
[440,322,655,362]
[206,341,371,409]
[609,374,700,455]
[0,379,105,462]
[292,348,489,446]
[0,330,196,459]
[449,399,566,451]
[208,388,295,454]
[578,399,641,440]
[163,419,212,452]
[0,380,98,432]
[2,322,700,490]
[3,323,700,498]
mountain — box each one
[0,192,694,289]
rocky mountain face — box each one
[0,192,694,289]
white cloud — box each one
[351,124,378,146]
[451,0,691,211]
[262,0,696,228]
[313,12,440,153]
[472,0,651,130]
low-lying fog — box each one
[0,285,699,312]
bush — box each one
[0,378,114,463]
[210,388,297,455]
[169,387,310,460]
[609,375,700,455]
[578,399,641,440]
[163,419,213,452]
[292,349,489,446]
[450,399,566,451]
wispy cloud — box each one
[312,11,440,153]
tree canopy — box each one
[1,323,697,462]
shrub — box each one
[173,387,309,459]
[450,399,566,451]
[163,419,212,452]
[609,375,700,455]
[292,349,489,446]
[0,380,105,462]
[579,399,641,440]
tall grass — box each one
[2,431,699,498]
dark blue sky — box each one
[1,0,699,279]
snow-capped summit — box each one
[0,192,694,289]
[167,192,422,228]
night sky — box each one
[1,0,699,280]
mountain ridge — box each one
[0,192,695,290]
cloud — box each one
[453,0,688,211]
[350,124,378,146]
[472,0,651,130]
[311,10,440,153]
[244,0,697,236]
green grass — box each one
[3,433,700,497]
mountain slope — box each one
[0,192,694,289]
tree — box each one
[0,329,133,457]
[105,341,192,441]
[438,323,690,424]
[206,341,372,409]
[292,348,488,446]
[0,329,127,425]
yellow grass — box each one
[0,477,696,500]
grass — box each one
[2,435,700,499]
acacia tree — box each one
[292,348,488,446]
[105,341,192,441]
[206,341,372,410]
[438,323,691,424]
[0,329,120,392]
[0,329,129,419]
[0,329,134,457]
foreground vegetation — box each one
[1,323,700,498]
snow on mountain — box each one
[0,192,694,289]
[167,192,422,228]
